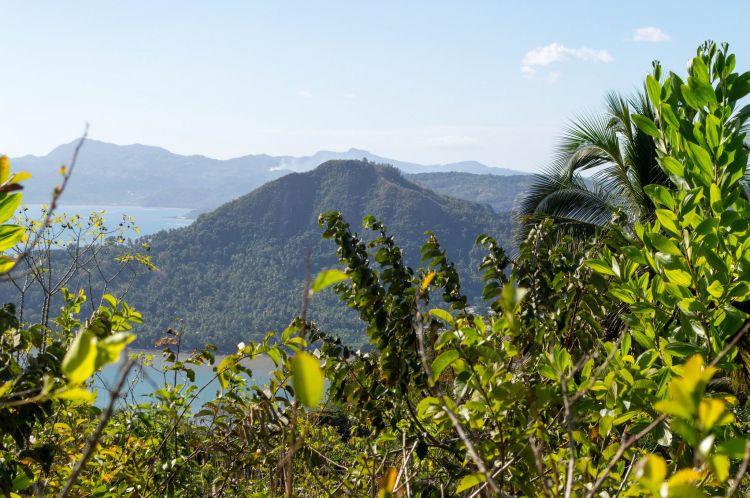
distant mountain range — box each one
[0,160,514,350]
[10,139,527,212]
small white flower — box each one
[237,342,246,351]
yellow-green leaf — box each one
[51,387,97,403]
[420,271,436,292]
[429,308,453,324]
[431,349,459,380]
[62,330,98,384]
[456,472,486,493]
[291,352,324,408]
[310,269,349,294]
[0,156,9,184]
[97,332,136,367]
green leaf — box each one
[431,349,459,380]
[0,193,22,225]
[310,269,349,294]
[716,438,748,459]
[645,185,675,210]
[663,268,692,287]
[647,233,681,256]
[429,308,454,324]
[51,387,97,403]
[709,183,722,212]
[729,71,750,101]
[456,472,486,493]
[660,156,684,177]
[291,352,324,408]
[585,259,616,277]
[96,332,136,367]
[655,209,680,236]
[646,75,662,105]
[62,330,98,384]
[687,142,714,177]
[0,225,25,251]
[631,114,660,138]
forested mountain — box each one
[0,160,512,351]
[10,140,525,211]
[124,160,512,350]
[405,172,535,212]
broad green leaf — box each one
[660,156,684,177]
[709,183,722,212]
[455,472,486,493]
[638,454,667,484]
[699,399,730,430]
[97,332,136,367]
[62,330,98,384]
[716,438,748,459]
[687,142,714,177]
[291,352,324,408]
[645,184,675,210]
[0,194,22,225]
[51,387,97,403]
[655,209,680,236]
[631,114,660,138]
[0,225,25,251]
[431,349,459,380]
[310,268,349,294]
[710,454,730,482]
[429,308,454,324]
[648,233,681,256]
[585,259,616,277]
[646,75,662,105]
[706,280,723,298]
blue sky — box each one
[2,1,750,172]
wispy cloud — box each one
[296,90,312,98]
[632,26,671,42]
[521,43,613,80]
[343,93,357,100]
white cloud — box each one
[296,90,312,98]
[520,43,613,79]
[343,93,357,100]
[632,26,671,42]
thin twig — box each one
[59,358,134,498]
[2,126,88,282]
[727,440,750,497]
[413,309,500,494]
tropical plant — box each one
[516,80,667,242]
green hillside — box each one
[1,160,512,351]
[128,160,511,350]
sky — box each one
[2,1,750,172]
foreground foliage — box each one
[2,41,750,497]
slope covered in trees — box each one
[0,160,512,351]
[125,160,511,350]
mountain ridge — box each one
[9,139,526,211]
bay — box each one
[93,349,275,409]
[20,204,194,237]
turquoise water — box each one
[93,350,275,408]
[20,204,194,237]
